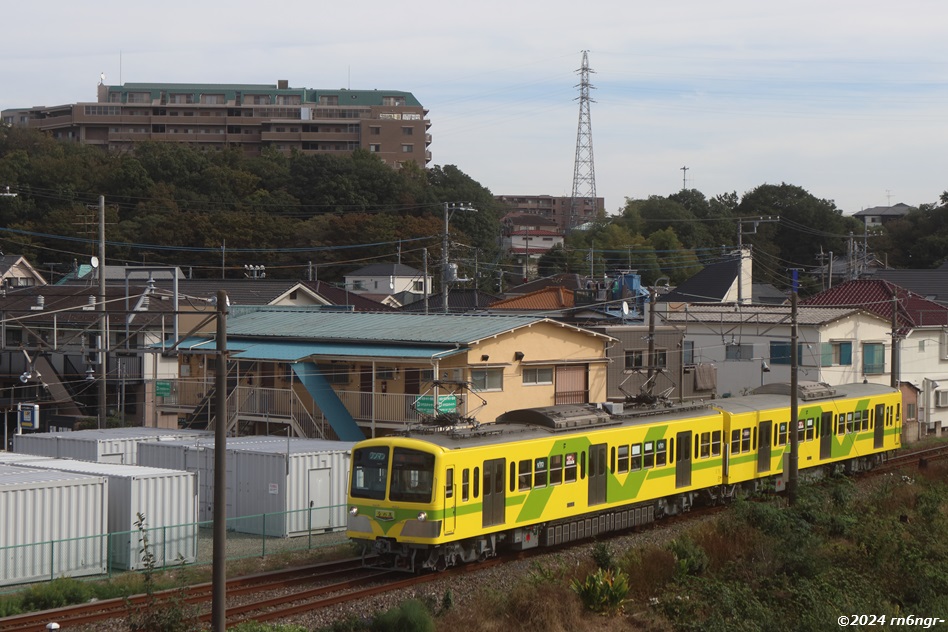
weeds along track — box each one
[879,443,948,474]
[0,558,367,632]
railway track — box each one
[4,442,946,631]
[0,558,368,632]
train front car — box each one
[347,437,446,571]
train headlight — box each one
[417,511,427,521]
[349,506,359,517]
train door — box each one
[757,420,772,473]
[482,458,506,528]
[588,443,607,506]
[444,466,456,535]
[874,403,886,449]
[676,431,692,488]
[820,411,833,459]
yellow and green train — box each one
[347,381,901,571]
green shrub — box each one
[20,577,94,611]
[667,535,709,577]
[370,599,435,632]
[570,567,630,615]
[591,541,615,570]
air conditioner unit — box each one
[936,390,948,408]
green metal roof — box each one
[222,309,613,345]
[173,338,466,362]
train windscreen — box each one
[389,448,436,504]
[350,446,389,500]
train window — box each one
[631,444,642,471]
[550,455,563,485]
[847,412,856,433]
[643,442,655,468]
[473,467,480,498]
[777,422,788,446]
[796,419,805,443]
[806,419,815,441]
[617,445,629,473]
[610,447,616,474]
[711,431,721,456]
[896,403,901,423]
[535,458,548,487]
[462,469,469,501]
[389,448,435,503]
[887,406,894,426]
[741,428,751,453]
[699,432,710,458]
[837,414,846,435]
[731,430,741,454]
[518,460,532,491]
[350,446,389,501]
[510,462,517,493]
[656,439,668,467]
[694,435,700,459]
[565,453,578,482]
[580,451,586,479]
[752,427,757,450]
[446,468,454,499]
[862,410,870,431]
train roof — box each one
[711,381,898,414]
[397,401,720,449]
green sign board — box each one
[155,380,172,397]
[414,395,457,415]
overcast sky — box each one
[3,1,946,216]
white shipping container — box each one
[138,437,353,537]
[14,428,211,464]
[20,460,198,570]
[138,436,288,523]
[0,465,108,586]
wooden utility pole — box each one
[98,195,107,428]
[788,270,800,505]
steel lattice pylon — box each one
[569,50,597,230]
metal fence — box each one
[0,504,351,591]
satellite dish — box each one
[622,301,630,316]
[90,256,99,269]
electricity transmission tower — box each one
[569,50,597,231]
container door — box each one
[308,468,331,530]
[588,443,607,506]
[874,403,886,449]
[820,411,833,460]
[676,431,692,488]
[757,420,772,473]
[482,458,506,528]
[444,467,456,535]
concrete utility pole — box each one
[211,290,228,632]
[788,269,800,505]
[441,202,476,314]
[98,195,107,428]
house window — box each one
[317,364,349,384]
[377,367,396,380]
[769,342,808,365]
[412,280,424,292]
[725,344,754,360]
[653,349,667,369]
[369,144,380,152]
[683,340,694,365]
[471,368,503,391]
[402,126,413,135]
[369,126,381,135]
[401,144,414,153]
[5,328,22,347]
[820,341,853,366]
[523,367,553,385]
[863,342,885,375]
[624,350,645,370]
[319,95,339,106]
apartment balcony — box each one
[157,380,456,435]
